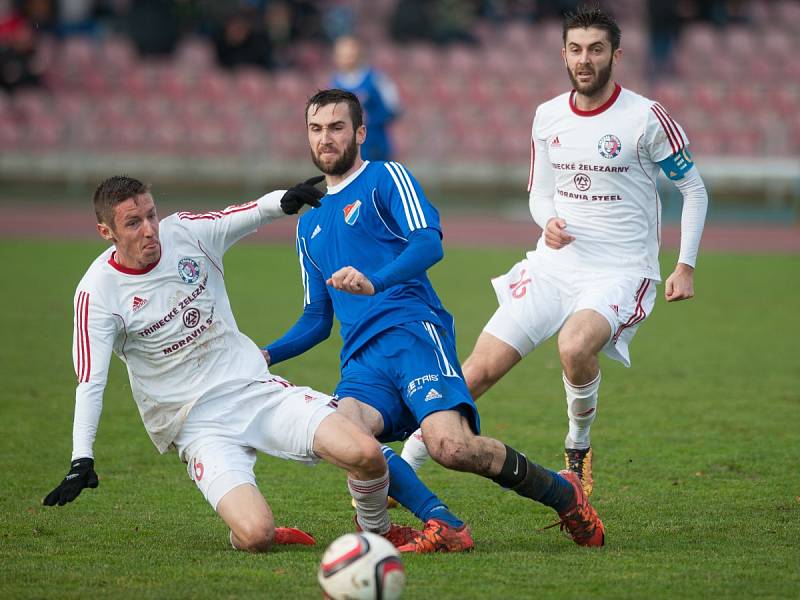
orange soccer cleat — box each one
[545,470,605,547]
[397,518,474,554]
[274,527,317,545]
[354,516,421,551]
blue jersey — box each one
[331,67,400,161]
[296,160,452,365]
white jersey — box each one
[528,84,692,281]
[71,192,285,457]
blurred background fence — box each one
[0,0,798,219]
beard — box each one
[311,133,359,176]
[567,56,614,97]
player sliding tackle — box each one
[42,175,419,552]
[263,89,605,550]
[400,4,709,499]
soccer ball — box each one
[318,532,406,600]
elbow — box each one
[322,316,333,339]
[429,242,444,265]
[424,233,444,264]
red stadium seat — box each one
[174,37,217,73]
[12,90,50,119]
[233,68,271,107]
[98,35,136,74]
[27,114,66,149]
[0,117,22,150]
[404,44,440,76]
[723,26,758,58]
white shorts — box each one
[484,257,657,367]
[173,376,335,510]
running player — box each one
[42,176,419,552]
[263,89,604,550]
[401,4,709,498]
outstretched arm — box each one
[266,227,334,365]
[264,296,334,366]
[180,178,325,257]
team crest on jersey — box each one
[343,200,362,225]
[597,134,622,159]
[177,257,201,284]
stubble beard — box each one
[568,56,614,98]
[311,133,359,176]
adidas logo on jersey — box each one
[311,224,322,239]
[551,136,561,147]
[424,388,443,402]
[132,296,148,312]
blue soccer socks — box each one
[383,446,464,528]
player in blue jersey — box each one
[331,36,400,161]
[264,89,605,549]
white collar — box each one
[326,161,370,195]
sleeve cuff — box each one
[257,190,286,219]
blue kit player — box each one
[263,89,605,550]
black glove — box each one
[280,176,325,215]
[42,458,99,506]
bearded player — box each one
[263,89,605,550]
[401,4,709,498]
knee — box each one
[348,434,386,476]
[232,519,274,553]
[425,432,474,471]
[463,355,498,396]
[558,333,594,371]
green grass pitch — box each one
[0,239,798,599]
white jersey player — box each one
[400,5,708,498]
[42,175,421,553]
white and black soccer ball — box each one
[318,532,405,600]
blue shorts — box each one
[335,321,480,444]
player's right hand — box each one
[280,176,325,215]
[544,217,575,249]
[42,458,99,506]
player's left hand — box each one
[42,458,99,506]
[327,266,375,296]
[280,176,325,215]
[665,263,695,302]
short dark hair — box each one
[563,4,621,52]
[93,175,150,226]
[305,89,364,130]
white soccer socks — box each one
[348,471,391,535]
[563,371,601,450]
[400,429,429,472]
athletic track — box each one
[1,204,798,253]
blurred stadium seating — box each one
[0,0,797,197]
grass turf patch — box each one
[0,240,798,599]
